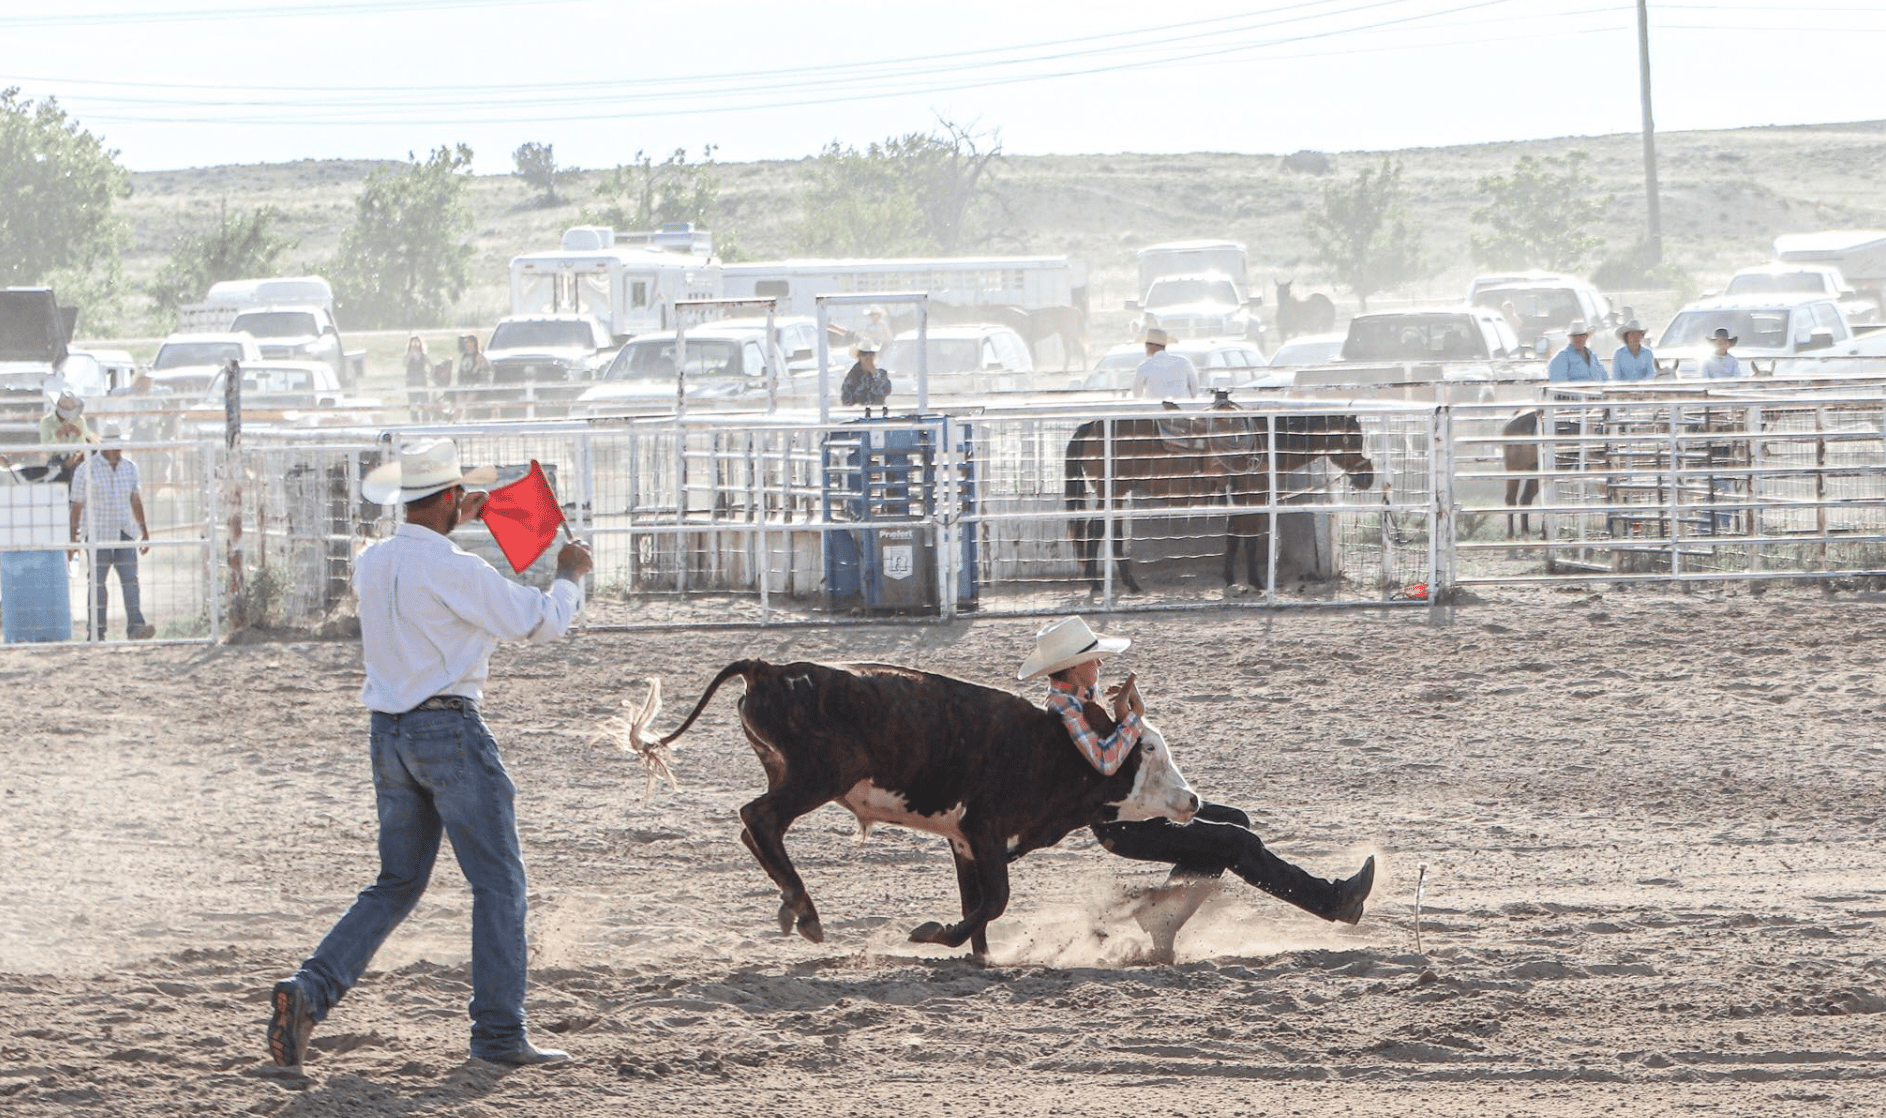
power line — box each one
[43,0,1544,127]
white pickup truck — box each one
[1723,263,1879,325]
[1656,293,1886,376]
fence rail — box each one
[12,385,1886,644]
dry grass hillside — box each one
[109,119,1886,348]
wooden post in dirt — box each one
[222,359,245,632]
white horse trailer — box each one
[510,226,721,342]
[719,256,1087,333]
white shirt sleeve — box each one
[433,548,584,644]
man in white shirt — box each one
[269,438,593,1070]
[1131,327,1200,401]
[68,424,155,640]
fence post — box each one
[1429,405,1454,602]
[221,359,245,634]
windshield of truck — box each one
[1470,287,1581,327]
[489,320,597,350]
[883,338,983,375]
[604,339,753,381]
[1345,316,1488,361]
[1659,310,1792,349]
[1725,272,1825,296]
[1145,277,1240,308]
[154,341,245,368]
[230,311,320,338]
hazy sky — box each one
[4,0,1882,173]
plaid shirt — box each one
[1044,676,1142,776]
[68,453,141,542]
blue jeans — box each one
[291,705,532,1059]
[91,532,146,640]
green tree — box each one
[584,146,719,231]
[512,140,565,206]
[0,87,130,287]
[330,144,476,329]
[146,202,295,319]
[1302,157,1426,312]
[1470,151,1612,271]
[797,119,1002,255]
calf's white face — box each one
[1109,724,1199,823]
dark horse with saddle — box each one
[1063,394,1376,594]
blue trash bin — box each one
[1,550,74,643]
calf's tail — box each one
[659,660,759,747]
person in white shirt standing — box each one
[1131,327,1200,401]
[68,423,154,641]
[268,438,593,1071]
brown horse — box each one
[1501,408,1543,539]
[1274,279,1336,343]
[1064,399,1375,594]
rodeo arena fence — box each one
[8,358,1886,644]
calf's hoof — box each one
[908,920,947,944]
[777,902,824,943]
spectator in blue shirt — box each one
[1547,321,1607,382]
[1611,320,1657,381]
[1701,328,1742,379]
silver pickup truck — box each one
[1657,293,1886,376]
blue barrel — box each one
[1,550,73,642]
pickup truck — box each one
[1341,306,1531,365]
[227,304,364,386]
[479,313,617,416]
[1722,263,1879,326]
[1127,272,1263,343]
[1656,294,1886,376]
[1467,271,1614,359]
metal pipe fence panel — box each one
[1450,395,1886,585]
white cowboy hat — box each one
[855,337,880,354]
[361,437,497,504]
[1565,320,1591,337]
[1709,327,1738,345]
[1017,616,1130,681]
[99,422,128,441]
[1615,319,1646,340]
[1138,326,1174,347]
[54,391,82,420]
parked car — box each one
[148,332,265,396]
[204,361,349,409]
[1656,293,1886,376]
[881,324,1035,393]
[1467,271,1614,357]
[227,305,346,379]
[1722,263,1879,325]
[1079,338,1266,391]
[1265,332,1346,367]
[483,314,616,410]
[1128,272,1261,342]
[1341,307,1527,364]
[573,325,785,416]
[711,314,838,376]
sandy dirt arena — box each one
[2,586,1884,1116]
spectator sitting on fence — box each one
[1701,328,1741,379]
[68,424,156,641]
[40,390,97,483]
[860,305,896,351]
[841,338,892,413]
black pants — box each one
[1092,802,1345,921]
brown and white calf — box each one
[625,659,1198,957]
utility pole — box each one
[1638,0,1662,264]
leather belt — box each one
[410,695,473,712]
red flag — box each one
[480,460,565,573]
